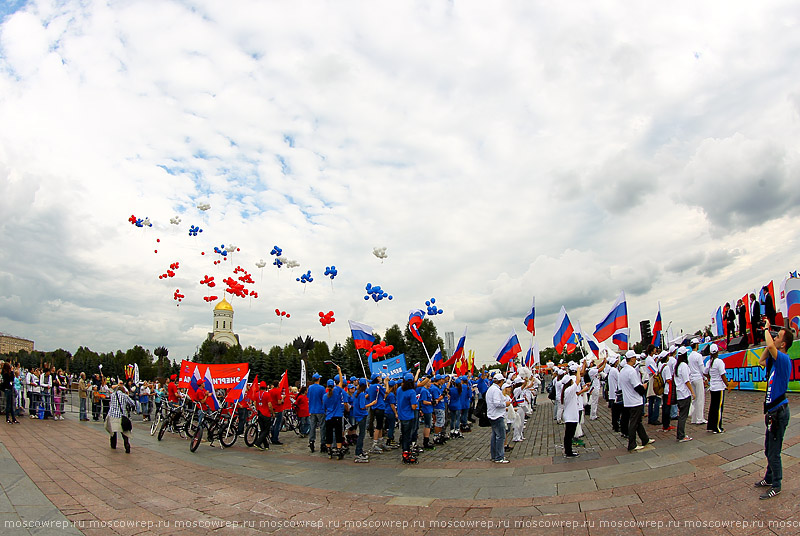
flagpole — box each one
[355,348,368,378]
[224,400,237,441]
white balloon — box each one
[255,259,267,269]
[372,246,388,259]
[169,216,181,225]
[197,202,211,211]
[284,259,300,269]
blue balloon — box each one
[366,283,372,291]
[364,296,369,300]
[431,298,436,304]
[388,295,393,300]
[425,301,430,306]
[438,308,443,314]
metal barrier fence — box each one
[0,387,156,422]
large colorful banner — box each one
[178,361,249,389]
[715,345,800,393]
[369,354,408,379]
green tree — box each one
[154,346,169,380]
[383,324,407,357]
[306,341,330,377]
[195,339,229,365]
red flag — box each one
[247,374,259,402]
[742,294,754,345]
[277,370,291,412]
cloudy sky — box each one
[1,0,799,366]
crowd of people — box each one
[1,320,794,498]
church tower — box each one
[209,297,239,346]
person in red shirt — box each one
[167,375,181,404]
[254,382,272,451]
[269,384,286,445]
[296,386,310,436]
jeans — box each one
[41,391,51,418]
[489,417,506,461]
[449,409,461,431]
[400,419,415,452]
[564,422,577,456]
[647,396,661,425]
[271,411,283,443]
[237,406,248,435]
[308,413,325,444]
[764,404,790,490]
[79,397,87,420]
[662,394,672,429]
[385,412,396,440]
[255,414,271,448]
[299,416,309,435]
[626,405,649,451]
[676,397,691,440]
[355,417,367,456]
[4,389,15,420]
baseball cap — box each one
[568,362,579,372]
[169,374,177,380]
[312,373,321,380]
[691,337,699,344]
[710,343,719,353]
[259,381,267,388]
[404,373,414,381]
[358,377,367,386]
[668,345,677,353]
[493,372,504,381]
[677,347,688,355]
[625,350,636,359]
[326,379,335,387]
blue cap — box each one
[312,373,321,379]
[358,377,367,386]
[388,380,397,387]
[371,373,379,382]
[350,376,356,382]
[334,375,340,382]
[404,373,414,381]
[326,379,335,387]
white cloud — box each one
[2,1,800,367]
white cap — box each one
[502,381,512,389]
[691,337,700,344]
[658,350,667,358]
[625,350,636,359]
[608,355,618,365]
[677,347,688,355]
[493,373,505,381]
[568,362,579,372]
[668,345,677,353]
[556,367,566,375]
[709,343,719,353]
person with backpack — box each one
[644,346,662,425]
[704,343,729,434]
[105,383,136,453]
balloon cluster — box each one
[169,216,181,225]
[203,295,219,302]
[250,291,259,299]
[275,309,291,319]
[197,202,211,211]
[273,257,283,268]
[200,275,215,287]
[173,289,185,304]
[425,297,443,316]
[214,244,229,257]
[233,266,255,284]
[188,225,203,237]
[159,262,180,279]
[324,266,338,280]
[369,340,394,359]
[255,259,267,269]
[364,283,392,302]
[270,245,283,256]
[128,215,152,228]
[297,270,313,284]
[318,311,335,326]
[372,246,388,260]
[222,277,248,298]
[284,259,300,269]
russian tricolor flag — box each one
[785,277,800,332]
[652,303,663,347]
[494,330,522,365]
[582,330,600,358]
[524,340,539,368]
[553,306,574,354]
[188,365,202,400]
[408,309,425,344]
[202,367,221,410]
[348,320,375,351]
[612,328,629,351]
[594,291,628,343]
[225,373,250,405]
[442,326,467,368]
[430,347,446,372]
[524,296,536,335]
[714,306,724,337]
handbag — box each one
[121,415,132,432]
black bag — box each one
[121,415,132,432]
[476,398,490,427]
[547,382,556,401]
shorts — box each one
[373,408,385,430]
[421,412,432,428]
[434,409,445,428]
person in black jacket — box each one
[751,293,762,345]
[736,299,748,338]
[725,303,736,347]
[762,286,776,326]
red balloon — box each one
[285,313,290,318]
[201,252,205,255]
[157,238,160,243]
[154,250,158,253]
[275,309,280,314]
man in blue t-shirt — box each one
[367,374,387,453]
[306,374,326,453]
[756,319,794,499]
[418,378,434,449]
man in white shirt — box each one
[619,352,653,452]
[587,357,606,420]
[554,368,567,424]
[486,373,510,463]
[644,346,661,425]
[606,354,622,432]
[660,346,677,432]
[687,339,707,424]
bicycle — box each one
[281,407,302,436]
[150,402,170,436]
[157,402,189,441]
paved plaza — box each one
[2,391,799,535]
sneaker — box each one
[754,479,771,488]
[370,445,383,454]
[642,439,655,446]
[493,458,510,463]
[678,436,693,443]
[633,445,645,451]
[256,445,266,451]
[759,488,781,500]
[564,453,580,458]
[354,454,370,463]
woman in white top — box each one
[674,348,695,442]
[704,344,730,433]
[561,362,590,458]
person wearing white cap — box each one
[561,361,590,458]
[606,353,622,433]
[674,347,696,442]
[587,356,607,420]
[644,345,661,426]
[555,368,568,424]
[619,351,653,451]
[688,338,708,425]
[704,344,730,433]
[486,373,510,463]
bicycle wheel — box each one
[244,423,258,447]
[157,419,168,441]
[190,426,203,452]
[219,420,238,448]
[184,413,198,438]
[150,413,162,436]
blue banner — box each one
[369,354,407,379]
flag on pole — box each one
[494,330,522,365]
[225,373,250,404]
[652,303,663,347]
[594,291,628,343]
[582,330,600,358]
[133,363,140,385]
[247,374,259,401]
[276,370,291,412]
[442,326,466,368]
[553,306,575,354]
[431,347,446,371]
[524,345,533,368]
[786,277,800,333]
[188,365,202,400]
[348,320,375,351]
[468,349,475,375]
[524,296,536,335]
[714,306,724,337]
[202,367,220,410]
[612,328,629,351]
[408,309,425,344]
[532,339,539,367]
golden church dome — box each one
[214,297,233,311]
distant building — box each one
[207,297,240,346]
[0,332,34,355]
[445,331,455,358]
